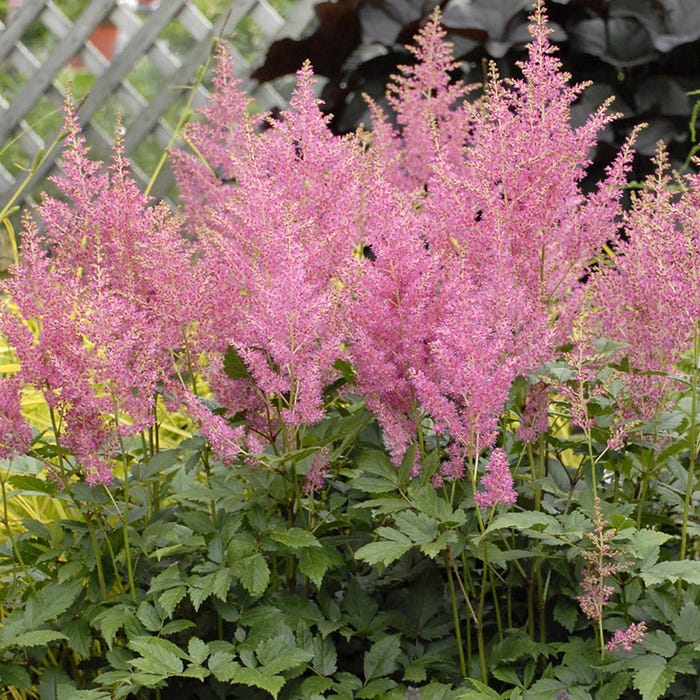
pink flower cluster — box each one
[606,621,647,653]
[585,146,700,422]
[474,448,517,508]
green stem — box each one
[476,544,489,684]
[445,550,467,679]
[93,508,124,594]
[48,404,69,489]
[0,470,34,592]
[112,396,137,603]
[85,514,108,600]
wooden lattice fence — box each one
[0,0,316,225]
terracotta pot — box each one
[69,22,118,69]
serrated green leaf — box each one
[63,617,92,658]
[456,678,503,699]
[409,484,466,525]
[483,511,558,537]
[160,619,196,635]
[356,677,397,698]
[311,635,337,676]
[227,665,286,698]
[299,545,339,587]
[180,665,209,681]
[8,474,57,495]
[137,602,163,632]
[159,586,187,617]
[625,529,674,566]
[270,527,321,549]
[26,580,83,628]
[420,530,456,559]
[394,510,438,543]
[354,539,413,566]
[238,553,270,596]
[9,629,67,649]
[189,567,233,611]
[643,630,676,658]
[553,598,578,633]
[673,602,700,642]
[300,676,334,696]
[91,606,138,650]
[129,636,186,675]
[208,650,238,680]
[363,634,401,681]
[188,637,210,665]
[595,671,631,700]
[631,655,675,700]
[640,560,700,586]
[0,662,31,689]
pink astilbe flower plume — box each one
[174,56,366,445]
[585,145,700,422]
[1,102,197,484]
[606,621,647,653]
[474,448,517,508]
[348,1,634,469]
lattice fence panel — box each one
[0,0,316,223]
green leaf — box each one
[356,677,397,698]
[208,650,239,681]
[631,655,675,700]
[270,527,321,549]
[9,630,67,649]
[91,606,139,650]
[0,662,31,689]
[226,665,286,698]
[553,598,578,633]
[484,511,558,537]
[363,634,401,681]
[311,635,337,676]
[8,474,57,495]
[355,537,413,567]
[223,345,251,379]
[643,630,676,658]
[595,671,631,700]
[159,586,187,617]
[409,484,466,526]
[298,545,340,587]
[137,602,163,632]
[189,568,233,611]
[237,553,270,596]
[625,529,674,567]
[63,617,92,658]
[160,619,196,635]
[188,637,210,665]
[393,510,437,544]
[24,580,83,628]
[640,560,700,586]
[129,636,186,675]
[456,678,502,699]
[673,602,700,642]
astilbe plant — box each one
[173,48,367,453]
[0,104,198,484]
[344,5,637,476]
[586,145,700,422]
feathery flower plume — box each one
[606,621,647,652]
[474,448,517,508]
[1,102,195,483]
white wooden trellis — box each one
[0,0,317,220]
